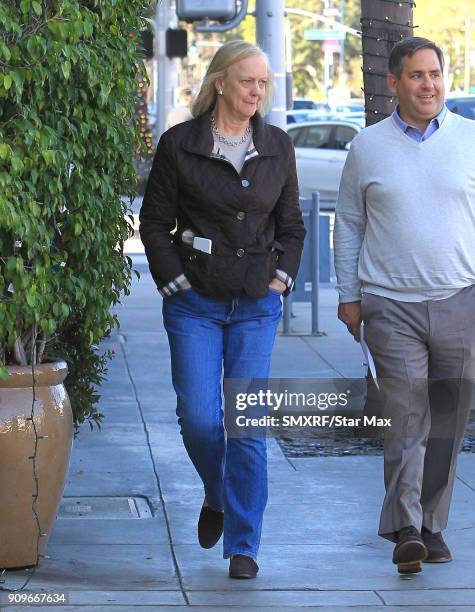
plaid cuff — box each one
[158,274,190,297]
[275,268,294,291]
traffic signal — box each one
[140,30,154,59]
[166,28,188,59]
[176,0,236,22]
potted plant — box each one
[0,0,148,568]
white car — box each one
[287,120,363,204]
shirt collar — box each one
[392,104,447,136]
[181,110,280,158]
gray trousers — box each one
[361,286,475,542]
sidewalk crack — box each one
[456,474,475,494]
[119,340,189,605]
[301,336,346,378]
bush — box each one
[0,0,149,429]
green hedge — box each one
[0,0,149,429]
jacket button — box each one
[237,211,246,221]
[236,248,245,257]
[241,179,250,188]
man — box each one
[334,37,475,574]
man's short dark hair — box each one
[388,37,444,78]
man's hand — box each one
[338,301,362,342]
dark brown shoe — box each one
[198,501,223,549]
[393,526,428,574]
[421,527,452,563]
[229,554,259,579]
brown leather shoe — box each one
[393,526,428,574]
[421,527,452,563]
[198,501,223,549]
[229,554,259,579]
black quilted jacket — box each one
[139,110,306,300]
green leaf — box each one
[61,60,71,80]
[26,290,36,307]
[0,144,12,160]
[0,366,8,382]
[28,200,40,217]
[41,149,56,165]
[83,19,93,38]
[11,71,23,95]
[11,156,25,174]
[32,1,42,16]
[0,43,11,61]
[3,74,12,91]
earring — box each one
[218,89,223,95]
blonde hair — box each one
[191,40,274,118]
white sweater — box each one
[334,110,475,302]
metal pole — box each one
[282,287,292,335]
[284,15,293,110]
[256,0,288,331]
[168,0,179,106]
[156,0,168,140]
[155,0,177,140]
[311,192,320,335]
[339,0,345,86]
[256,0,286,130]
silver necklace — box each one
[210,114,251,147]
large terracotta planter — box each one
[0,361,73,568]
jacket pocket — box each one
[179,243,211,288]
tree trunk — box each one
[361,0,414,125]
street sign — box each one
[304,28,346,41]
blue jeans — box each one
[162,287,282,560]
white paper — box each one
[360,323,379,390]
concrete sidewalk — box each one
[3,258,475,611]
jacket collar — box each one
[181,109,281,158]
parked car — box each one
[445,93,475,120]
[292,98,330,111]
[286,109,320,124]
[288,108,366,128]
[287,120,363,203]
[330,102,366,126]
[286,108,334,124]
[331,102,365,115]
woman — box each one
[140,40,305,578]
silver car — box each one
[287,120,362,203]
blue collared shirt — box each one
[392,104,447,142]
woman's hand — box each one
[268,278,286,294]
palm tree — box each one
[361,0,414,125]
